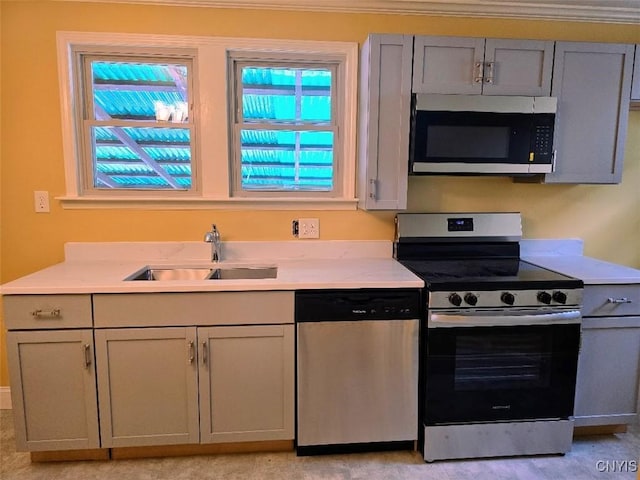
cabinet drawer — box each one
[3,295,92,330]
[93,291,294,327]
[582,284,640,317]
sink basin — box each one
[126,265,277,281]
[127,268,214,281]
[209,266,278,280]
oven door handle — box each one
[429,309,581,328]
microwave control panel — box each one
[533,125,553,155]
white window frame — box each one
[75,49,198,197]
[56,31,358,210]
[229,56,342,199]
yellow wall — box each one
[0,1,639,386]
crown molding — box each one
[51,0,640,24]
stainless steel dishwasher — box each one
[295,289,421,455]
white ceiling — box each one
[53,0,640,24]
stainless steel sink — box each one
[209,266,277,280]
[126,265,277,281]
[127,267,214,281]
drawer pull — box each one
[607,297,632,304]
[31,309,61,318]
[188,341,195,364]
[202,341,208,366]
[83,344,92,369]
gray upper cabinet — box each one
[546,42,634,184]
[412,36,554,96]
[358,34,413,210]
[632,45,640,101]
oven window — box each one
[426,125,510,159]
[454,332,552,391]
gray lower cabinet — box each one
[4,294,98,452]
[92,291,295,448]
[412,36,554,96]
[95,324,295,448]
[573,284,640,427]
[7,329,100,451]
[199,324,294,443]
[546,42,634,184]
[358,33,413,210]
[94,327,200,448]
[4,291,294,452]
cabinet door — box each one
[547,42,634,184]
[632,45,640,101]
[413,36,485,94]
[7,330,99,451]
[483,39,554,96]
[358,34,413,210]
[198,325,294,443]
[95,327,199,447]
[573,316,640,426]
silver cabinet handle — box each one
[83,344,92,369]
[607,297,632,304]
[188,341,195,364]
[31,309,61,318]
[473,62,484,84]
[202,341,208,366]
[369,179,377,200]
[484,62,495,84]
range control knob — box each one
[553,291,568,304]
[537,291,552,304]
[501,292,515,305]
[464,293,478,306]
[448,293,462,307]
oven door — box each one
[424,309,580,425]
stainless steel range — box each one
[394,212,584,462]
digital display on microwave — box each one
[426,126,510,159]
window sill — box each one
[57,196,359,210]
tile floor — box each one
[1,410,638,480]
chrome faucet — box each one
[204,224,222,262]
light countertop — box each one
[524,255,640,285]
[520,239,640,284]
[2,239,638,295]
[0,241,424,295]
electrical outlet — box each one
[298,218,320,239]
[34,191,50,213]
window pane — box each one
[91,126,192,189]
[241,67,331,123]
[90,60,189,123]
[240,129,333,191]
[83,57,194,191]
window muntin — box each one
[232,62,339,195]
[79,56,195,192]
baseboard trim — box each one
[0,387,12,410]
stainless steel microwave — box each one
[409,94,557,175]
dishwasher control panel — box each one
[295,289,422,322]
